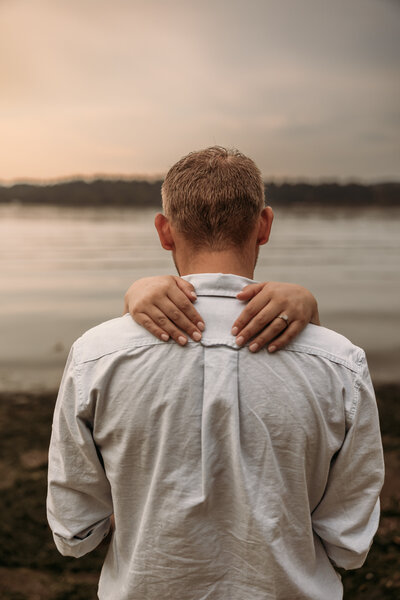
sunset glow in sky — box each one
[1,0,399,181]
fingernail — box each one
[231,326,238,335]
[236,336,244,346]
[197,322,205,331]
[268,345,276,353]
[192,331,202,341]
[161,334,169,342]
[191,291,197,299]
[249,343,259,353]
[178,336,187,346]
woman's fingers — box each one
[233,281,318,352]
[249,319,306,353]
[235,313,307,353]
[232,284,272,335]
[134,312,174,343]
[234,303,286,347]
[235,282,265,302]
[127,277,318,349]
[173,276,199,302]
[125,276,205,343]
[266,321,304,353]
[134,304,194,346]
[167,280,205,332]
[155,297,203,342]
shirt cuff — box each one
[53,516,111,558]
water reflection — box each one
[1,204,399,390]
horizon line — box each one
[1,172,399,187]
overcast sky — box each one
[1,0,399,181]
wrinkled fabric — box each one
[47,273,384,600]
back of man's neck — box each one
[177,251,255,279]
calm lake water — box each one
[1,203,399,391]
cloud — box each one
[0,0,399,180]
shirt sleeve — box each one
[311,352,385,570]
[47,346,113,558]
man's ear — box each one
[257,206,274,246]
[154,213,175,251]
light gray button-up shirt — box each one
[47,273,384,600]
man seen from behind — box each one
[47,146,384,599]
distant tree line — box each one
[0,180,162,208]
[266,182,400,207]
[0,179,399,208]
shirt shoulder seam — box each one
[70,350,86,413]
[73,337,172,365]
[349,349,367,422]
[284,342,362,374]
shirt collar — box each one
[182,273,257,297]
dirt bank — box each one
[0,385,398,599]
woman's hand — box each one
[124,277,319,352]
[231,281,320,353]
[124,276,205,345]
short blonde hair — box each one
[161,146,265,250]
